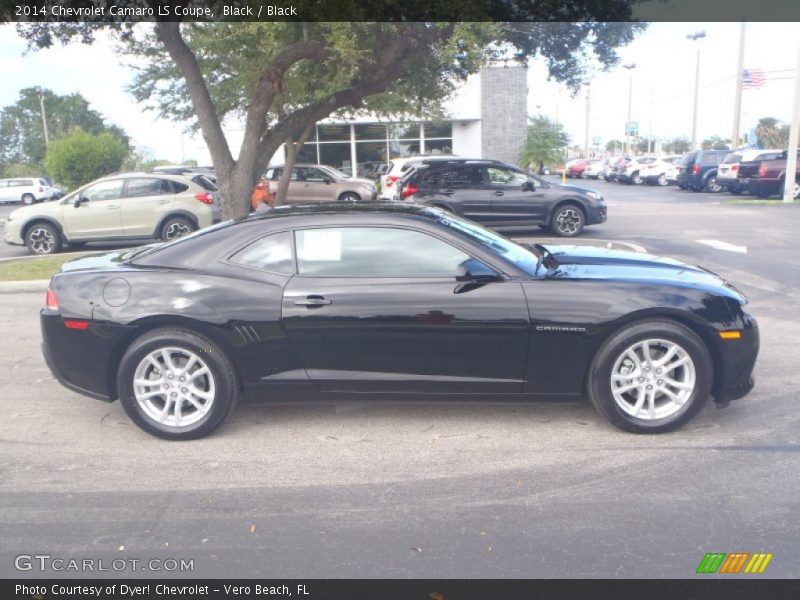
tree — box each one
[755,117,790,149]
[44,128,128,190]
[519,116,570,172]
[664,137,691,154]
[16,11,645,219]
[605,140,623,153]
[0,87,129,171]
[701,135,731,151]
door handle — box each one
[158,199,170,205]
[107,204,119,209]
[441,189,455,196]
[493,191,504,196]
[294,295,332,307]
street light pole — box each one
[687,31,706,151]
[623,63,636,155]
[36,87,49,147]
[731,23,746,148]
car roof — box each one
[96,171,199,182]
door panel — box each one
[121,178,175,236]
[61,180,124,239]
[486,167,547,225]
[282,277,530,392]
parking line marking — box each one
[696,239,747,253]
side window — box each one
[172,181,189,193]
[486,167,528,187]
[125,178,172,198]
[229,231,294,274]
[81,180,124,202]
[305,168,330,183]
[295,227,469,277]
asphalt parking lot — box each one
[1,180,799,578]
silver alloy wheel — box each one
[28,227,55,254]
[632,172,642,185]
[164,221,191,240]
[555,208,582,235]
[22,194,34,205]
[707,178,722,193]
[133,347,216,428]
[610,338,696,421]
[657,174,668,186]
[339,193,361,203]
[793,182,800,199]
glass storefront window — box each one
[297,143,317,164]
[423,139,452,155]
[388,140,421,158]
[389,122,420,140]
[318,124,351,142]
[355,142,388,178]
[424,122,452,139]
[319,142,353,175]
[354,123,388,141]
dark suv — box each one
[676,150,730,192]
[396,159,607,237]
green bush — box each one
[44,128,128,190]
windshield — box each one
[433,211,539,275]
[319,165,350,179]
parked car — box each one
[617,157,658,185]
[40,204,758,439]
[264,164,377,204]
[395,158,606,237]
[606,156,632,182]
[378,155,459,200]
[640,155,682,186]
[582,160,606,179]
[676,150,730,192]
[566,159,590,178]
[718,149,783,195]
[602,158,621,181]
[0,177,57,205]
[4,172,218,255]
[744,149,800,199]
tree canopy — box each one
[519,116,570,171]
[44,128,128,189]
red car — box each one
[567,160,589,178]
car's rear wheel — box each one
[597,172,605,180]
[338,192,361,203]
[21,193,35,205]
[25,222,62,255]
[632,172,643,185]
[705,177,722,193]
[117,327,239,440]
[657,174,668,186]
[161,216,195,241]
[551,204,585,237]
[587,320,712,433]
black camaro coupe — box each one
[41,205,758,439]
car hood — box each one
[537,244,746,303]
[346,177,375,187]
[549,183,595,196]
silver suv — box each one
[264,164,377,203]
[4,172,219,255]
[0,178,56,204]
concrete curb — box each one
[0,279,50,294]
[0,250,95,264]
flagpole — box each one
[731,23,746,148]
[782,43,800,203]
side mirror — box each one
[522,179,536,192]
[456,258,500,283]
[74,195,87,207]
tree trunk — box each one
[274,124,314,207]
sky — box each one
[0,22,798,164]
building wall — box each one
[452,120,482,158]
[479,66,528,166]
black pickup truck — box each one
[738,149,800,198]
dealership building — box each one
[268,65,529,176]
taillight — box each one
[64,320,90,330]
[195,192,214,205]
[692,164,700,175]
[386,176,399,188]
[731,165,738,171]
[45,288,59,311]
[758,164,767,177]
[401,184,418,199]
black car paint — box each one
[399,162,607,230]
[41,205,757,409]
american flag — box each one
[742,68,766,89]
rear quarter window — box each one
[681,153,698,166]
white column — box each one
[783,44,800,203]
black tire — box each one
[657,174,668,187]
[632,172,643,185]
[160,216,196,241]
[587,319,712,433]
[597,172,605,181]
[338,192,362,203]
[550,204,585,237]
[677,183,687,190]
[727,186,744,196]
[21,193,35,205]
[705,177,722,193]
[117,327,239,440]
[25,221,62,255]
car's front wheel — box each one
[25,222,62,255]
[551,204,585,237]
[117,327,239,440]
[587,320,712,433]
[338,192,362,203]
[631,172,643,185]
[161,216,196,241]
[657,174,668,186]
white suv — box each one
[640,155,683,186]
[378,155,459,200]
[0,178,57,204]
[4,172,219,255]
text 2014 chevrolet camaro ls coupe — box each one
[41,205,758,439]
